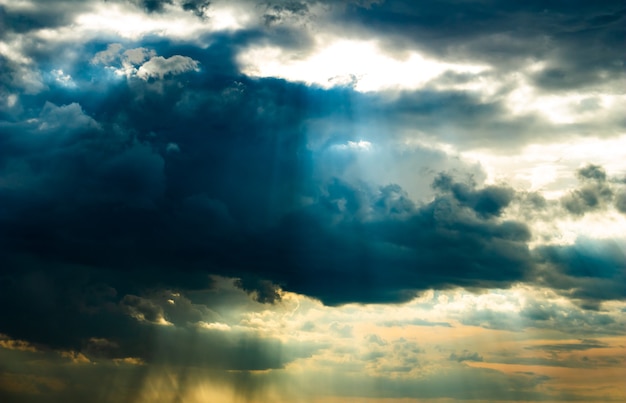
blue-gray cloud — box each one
[1,3,625,401]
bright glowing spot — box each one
[526,164,558,191]
[238,38,488,92]
[434,74,503,101]
[0,335,37,352]
[51,69,75,87]
[210,8,245,31]
[6,94,17,107]
[401,135,458,155]
[113,357,145,366]
[0,41,32,64]
[551,214,626,246]
[441,289,523,314]
[60,351,91,364]
[462,134,626,190]
[0,0,36,10]
[75,7,186,38]
[73,4,249,40]
[198,322,231,331]
[505,65,626,124]
[156,317,173,326]
[332,140,373,151]
[137,55,200,80]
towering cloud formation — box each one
[0,1,625,402]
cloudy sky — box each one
[1,0,625,402]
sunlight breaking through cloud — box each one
[1,0,625,402]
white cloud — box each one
[198,321,231,331]
[73,2,251,40]
[6,94,18,108]
[137,55,200,80]
[238,37,488,92]
[123,47,154,65]
[91,43,124,65]
[331,140,373,152]
[51,69,76,87]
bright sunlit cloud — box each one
[50,69,76,87]
[550,214,626,246]
[238,38,489,92]
[198,321,232,331]
[331,140,373,151]
[462,134,626,191]
[71,3,251,40]
[75,6,201,39]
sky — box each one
[0,0,625,402]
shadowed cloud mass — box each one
[1,0,625,402]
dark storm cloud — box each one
[346,89,574,150]
[0,265,321,372]
[578,164,607,182]
[181,0,211,17]
[542,239,623,280]
[0,1,92,35]
[433,173,515,218]
[234,277,283,303]
[0,35,541,358]
[331,0,625,90]
[241,177,533,305]
[449,350,483,363]
[0,33,613,311]
[535,238,626,308]
[1,4,624,365]
[1,3,624,403]
[524,339,608,353]
[262,1,309,26]
[114,0,626,103]
[133,0,174,13]
[128,0,209,16]
[561,164,615,216]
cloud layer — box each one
[1,0,625,402]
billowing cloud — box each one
[137,55,200,80]
[1,0,625,402]
[536,238,626,307]
[561,165,614,215]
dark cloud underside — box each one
[1,2,625,394]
